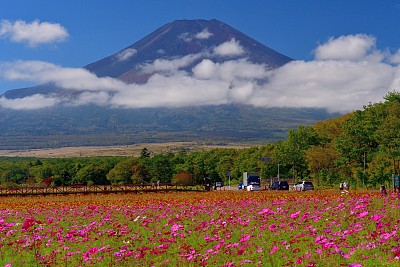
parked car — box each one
[293,181,314,191]
[269,180,289,190]
[247,184,262,191]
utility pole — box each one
[227,171,231,190]
[277,163,280,180]
[363,151,366,187]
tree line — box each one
[1,92,399,189]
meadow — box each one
[0,190,399,266]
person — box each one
[157,180,160,188]
[343,181,349,191]
[340,182,343,191]
[380,185,387,196]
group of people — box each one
[339,181,350,191]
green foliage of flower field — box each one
[0,190,399,266]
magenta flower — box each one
[315,235,327,245]
[357,211,368,219]
[158,244,170,249]
[239,233,251,243]
[270,245,278,254]
[258,208,275,215]
[370,214,383,221]
[21,217,36,230]
[84,246,99,261]
[171,223,183,232]
[290,210,301,219]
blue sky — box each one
[1,0,400,112]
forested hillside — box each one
[1,92,399,189]
[0,105,335,149]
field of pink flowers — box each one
[0,190,399,266]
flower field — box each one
[0,190,399,266]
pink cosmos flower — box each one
[290,211,301,219]
[22,217,37,231]
[83,246,102,261]
[239,233,251,243]
[158,244,170,249]
[171,223,183,232]
[348,263,362,267]
[270,245,278,254]
[258,208,275,215]
[370,214,383,221]
[86,247,99,255]
[357,211,368,219]
[315,235,327,245]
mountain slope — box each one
[85,19,292,82]
[0,19,338,150]
[3,19,292,99]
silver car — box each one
[247,184,262,191]
[293,181,314,191]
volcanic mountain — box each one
[3,19,292,99]
[0,19,336,149]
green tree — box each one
[335,103,384,187]
[107,158,137,184]
[273,126,318,180]
[74,161,112,185]
[305,145,339,186]
[147,153,174,183]
[140,148,151,158]
[172,172,193,185]
[376,101,400,158]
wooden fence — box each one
[0,184,204,196]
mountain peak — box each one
[3,19,292,99]
[83,19,292,83]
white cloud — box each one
[178,32,192,42]
[191,59,217,79]
[178,29,214,42]
[251,60,395,113]
[389,49,400,64]
[116,48,137,61]
[0,19,68,47]
[315,34,376,61]
[0,94,60,110]
[0,60,126,91]
[110,73,229,108]
[1,34,400,113]
[192,59,268,81]
[68,91,111,106]
[195,29,213,39]
[213,38,245,57]
[141,54,202,73]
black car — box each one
[269,180,289,190]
